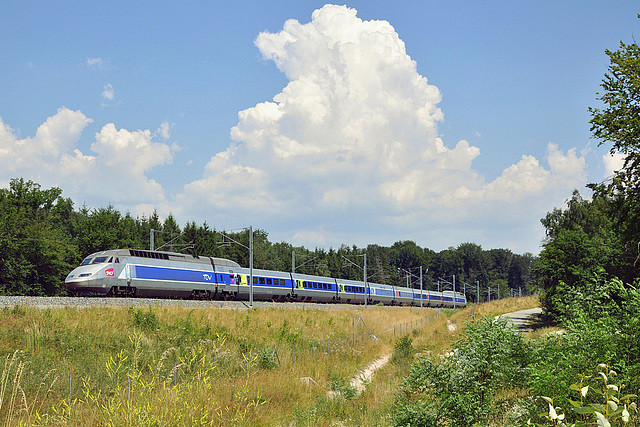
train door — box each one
[232,272,241,298]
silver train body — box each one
[65,249,467,307]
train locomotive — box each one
[65,249,467,307]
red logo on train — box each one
[105,268,114,277]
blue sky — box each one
[1,1,638,255]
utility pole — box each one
[217,226,253,308]
[453,274,456,309]
[342,253,367,307]
[364,253,367,308]
[420,266,423,309]
[249,226,253,308]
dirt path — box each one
[327,353,392,398]
[349,353,391,395]
[499,307,543,332]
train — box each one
[65,248,467,308]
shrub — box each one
[530,363,638,426]
[393,316,530,426]
[391,335,414,365]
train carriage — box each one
[234,268,294,302]
[290,272,339,303]
[65,249,467,308]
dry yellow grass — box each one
[0,296,540,426]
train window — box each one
[322,283,327,290]
[252,277,257,284]
[259,277,265,285]
[81,257,93,265]
[93,256,109,264]
[266,278,272,285]
[280,279,285,286]
[303,281,308,288]
[115,258,119,263]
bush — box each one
[258,346,279,370]
[128,306,160,331]
[530,363,638,426]
[393,316,530,426]
[392,335,414,365]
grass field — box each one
[0,296,539,426]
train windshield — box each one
[80,256,110,266]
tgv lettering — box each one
[202,274,212,281]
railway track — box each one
[0,296,426,310]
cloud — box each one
[178,4,587,253]
[0,5,589,255]
[0,107,91,183]
[155,120,171,140]
[87,57,103,67]
[602,151,625,179]
[102,83,115,101]
[0,108,173,216]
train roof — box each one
[81,249,240,268]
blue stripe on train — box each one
[134,265,215,283]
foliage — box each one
[0,178,78,296]
[257,346,279,370]
[587,25,640,281]
[531,364,638,426]
[534,191,629,322]
[527,277,640,413]
[391,335,414,366]
[393,316,530,426]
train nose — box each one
[65,265,115,296]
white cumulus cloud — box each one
[0,108,174,217]
[178,4,587,253]
[1,5,590,255]
[602,151,625,179]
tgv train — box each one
[65,249,467,307]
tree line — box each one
[0,177,536,297]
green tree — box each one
[0,178,78,295]
[588,27,640,276]
[534,191,624,321]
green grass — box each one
[0,297,539,426]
